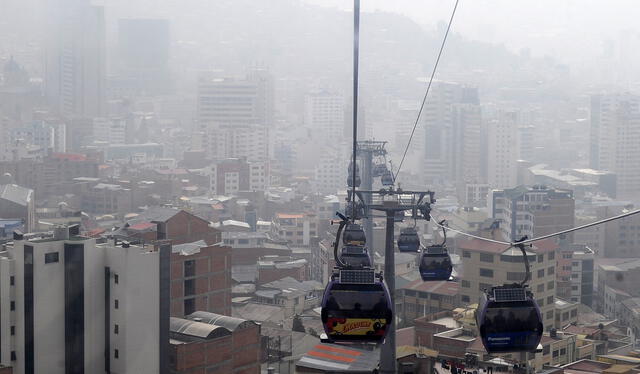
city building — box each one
[271,213,318,246]
[197,70,273,131]
[556,244,595,306]
[590,93,640,198]
[92,118,127,145]
[313,152,347,195]
[257,256,308,285]
[397,280,460,327]
[489,185,575,242]
[0,227,170,374]
[169,312,260,374]
[203,124,269,162]
[596,258,640,314]
[44,2,106,117]
[457,238,558,331]
[487,111,518,189]
[421,82,482,186]
[207,158,269,196]
[116,19,171,95]
[304,90,345,144]
[599,205,640,258]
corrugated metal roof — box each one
[186,311,255,331]
[169,317,230,340]
[297,343,379,372]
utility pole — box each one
[351,188,435,374]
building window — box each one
[538,255,544,263]
[547,281,555,290]
[547,296,554,304]
[461,280,470,288]
[560,348,566,356]
[553,350,559,358]
[546,310,554,319]
[114,349,119,359]
[548,267,555,275]
[461,295,470,303]
[114,299,119,309]
[548,252,555,260]
[184,298,195,316]
[11,351,16,361]
[480,253,494,263]
[10,301,15,311]
[114,274,119,284]
[10,276,14,286]
[543,345,550,355]
[45,252,59,264]
[507,272,525,281]
[479,268,493,277]
[479,283,492,291]
[184,279,195,296]
[114,324,119,334]
[537,269,545,278]
[463,251,470,258]
[184,260,196,278]
[10,326,15,335]
[537,284,545,292]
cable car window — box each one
[421,255,451,271]
[325,284,388,316]
[482,305,540,335]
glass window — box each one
[560,348,566,355]
[548,252,555,260]
[543,345,550,355]
[184,279,195,296]
[547,281,555,290]
[238,239,249,244]
[10,301,14,311]
[538,269,545,278]
[461,280,470,288]
[114,324,119,334]
[10,276,14,286]
[10,326,15,336]
[537,255,544,263]
[114,349,119,359]
[184,260,196,277]
[184,298,195,316]
[480,253,494,263]
[325,284,389,318]
[537,284,544,292]
[547,296,554,304]
[482,306,541,334]
[548,267,555,275]
[45,252,59,264]
[553,350,559,358]
[463,251,471,258]
[546,310,554,319]
[480,268,494,277]
[114,274,119,284]
[114,299,119,309]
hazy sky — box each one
[305,0,640,64]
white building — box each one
[487,111,518,189]
[313,152,347,195]
[304,90,345,144]
[92,118,127,145]
[0,227,169,374]
[204,124,269,162]
[590,93,640,198]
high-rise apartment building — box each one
[204,124,269,162]
[208,158,269,196]
[487,111,518,189]
[45,2,106,117]
[197,70,274,130]
[457,238,558,331]
[590,93,640,198]
[0,228,169,374]
[489,185,575,242]
[304,90,345,144]
[422,82,481,185]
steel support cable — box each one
[429,208,640,248]
[395,0,460,182]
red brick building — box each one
[169,312,261,374]
[114,207,232,316]
[257,256,307,285]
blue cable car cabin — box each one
[321,269,392,342]
[381,171,394,186]
[340,245,372,268]
[477,285,543,353]
[397,227,420,252]
[419,245,453,281]
[343,223,366,246]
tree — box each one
[292,315,305,333]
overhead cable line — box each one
[429,208,640,247]
[395,0,460,181]
[350,0,361,219]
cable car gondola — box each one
[340,245,372,268]
[372,164,387,177]
[343,223,366,246]
[476,239,543,353]
[397,227,420,252]
[347,172,361,187]
[381,171,394,186]
[419,244,453,281]
[476,285,543,353]
[321,269,392,342]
